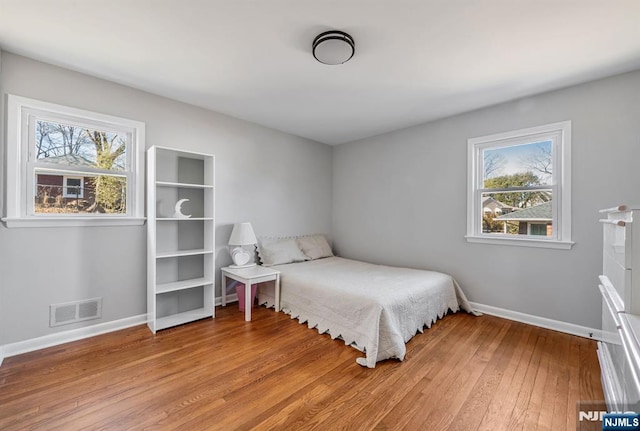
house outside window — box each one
[3,95,145,227]
[494,201,552,236]
[466,121,573,249]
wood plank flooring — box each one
[0,306,603,430]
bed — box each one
[256,235,474,368]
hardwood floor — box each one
[0,305,603,430]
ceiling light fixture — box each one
[312,30,355,65]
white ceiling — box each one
[1,1,640,145]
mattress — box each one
[257,256,474,368]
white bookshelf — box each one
[157,249,213,259]
[147,146,215,333]
[155,308,212,332]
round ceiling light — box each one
[312,30,355,65]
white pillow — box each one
[257,237,308,266]
[296,234,333,260]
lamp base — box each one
[228,263,257,269]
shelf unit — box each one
[147,146,215,333]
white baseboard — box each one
[216,293,238,306]
[469,301,603,341]
[1,314,147,362]
[1,295,241,365]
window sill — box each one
[465,235,574,250]
[2,217,146,228]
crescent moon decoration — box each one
[172,199,192,218]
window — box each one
[466,121,573,249]
[530,224,549,236]
[62,177,84,199]
[3,95,145,227]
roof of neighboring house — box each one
[482,197,516,211]
[494,201,552,221]
[40,154,95,167]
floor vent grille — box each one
[50,298,102,327]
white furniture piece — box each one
[598,205,640,411]
[221,266,280,321]
[228,222,258,268]
[147,146,215,333]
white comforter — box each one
[258,257,473,368]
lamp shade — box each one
[228,222,257,246]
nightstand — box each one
[221,266,280,321]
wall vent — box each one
[50,297,102,327]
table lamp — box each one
[228,222,257,268]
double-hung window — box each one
[466,121,573,249]
[3,95,145,227]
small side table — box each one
[221,266,281,321]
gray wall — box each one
[332,70,640,329]
[3,50,638,346]
[0,52,332,345]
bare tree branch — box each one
[522,143,552,178]
[483,152,504,178]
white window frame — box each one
[3,95,146,228]
[466,121,573,249]
[62,176,84,199]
